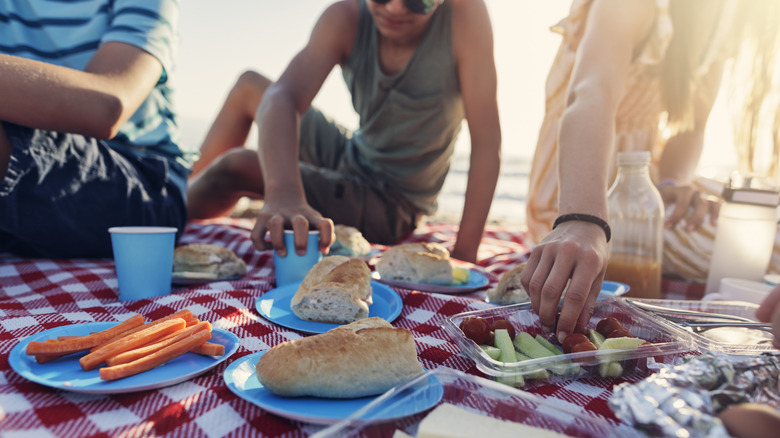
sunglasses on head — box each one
[371,0,439,15]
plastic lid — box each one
[616,151,651,166]
[723,172,780,206]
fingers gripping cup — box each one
[274,230,322,286]
[109,226,177,301]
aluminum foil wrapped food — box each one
[609,352,780,437]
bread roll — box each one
[487,262,529,305]
[376,242,454,285]
[290,255,372,324]
[329,225,372,257]
[173,244,246,278]
[256,317,424,398]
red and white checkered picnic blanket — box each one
[0,218,703,437]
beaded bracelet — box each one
[552,213,611,242]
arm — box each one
[449,0,501,264]
[0,42,162,140]
[250,0,358,256]
[520,0,655,342]
[657,61,725,230]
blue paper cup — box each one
[273,230,322,286]
[109,226,177,301]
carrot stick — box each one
[106,322,211,366]
[26,314,145,356]
[34,340,69,363]
[190,342,225,356]
[90,309,193,352]
[99,329,212,381]
[80,318,186,371]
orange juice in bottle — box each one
[605,152,664,299]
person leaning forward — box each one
[186,0,501,264]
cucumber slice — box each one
[513,332,556,359]
[534,334,563,356]
[599,337,646,350]
[479,344,501,360]
[494,329,524,387]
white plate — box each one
[223,351,443,425]
[255,281,402,334]
[9,322,239,394]
[371,269,490,294]
[172,271,243,285]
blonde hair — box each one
[662,0,780,181]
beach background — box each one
[176,0,739,228]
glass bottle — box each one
[604,151,664,299]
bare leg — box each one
[190,71,272,177]
[187,148,266,219]
[0,123,11,180]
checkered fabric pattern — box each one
[0,218,703,437]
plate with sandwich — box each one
[256,256,403,333]
[486,262,630,305]
[172,244,247,285]
[371,242,490,293]
[224,318,442,425]
[326,224,380,261]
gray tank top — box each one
[342,0,464,214]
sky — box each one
[174,0,738,205]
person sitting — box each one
[0,0,191,258]
[186,0,501,264]
[520,0,780,342]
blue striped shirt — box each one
[0,0,192,179]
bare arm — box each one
[450,0,501,264]
[657,61,725,229]
[250,0,358,255]
[0,42,162,140]
[521,0,655,342]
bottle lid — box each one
[616,151,651,166]
[722,172,780,207]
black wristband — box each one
[552,213,611,242]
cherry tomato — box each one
[562,333,590,354]
[573,322,589,336]
[607,327,634,339]
[460,317,491,344]
[570,341,598,354]
[491,319,516,340]
[570,340,598,362]
[596,317,623,337]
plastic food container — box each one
[441,298,695,383]
[311,368,633,438]
[626,299,777,355]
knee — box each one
[233,71,272,111]
[207,148,262,188]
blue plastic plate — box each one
[599,281,630,300]
[9,322,239,394]
[371,269,490,293]
[224,351,442,425]
[256,280,403,334]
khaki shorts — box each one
[297,108,420,245]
